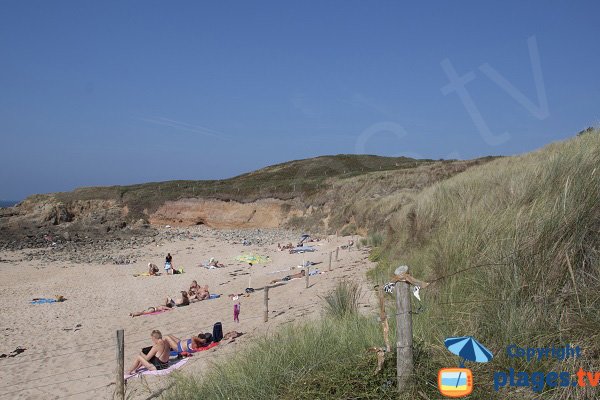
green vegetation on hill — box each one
[51,155,494,226]
[54,155,436,219]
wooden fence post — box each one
[395,266,413,391]
[263,286,269,322]
[328,251,332,271]
[378,287,391,353]
[305,266,310,288]
[115,329,125,400]
[335,247,339,262]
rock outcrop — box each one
[149,198,303,228]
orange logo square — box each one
[438,368,473,397]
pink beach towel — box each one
[125,358,189,380]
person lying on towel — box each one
[127,330,170,374]
[270,269,306,284]
[129,305,172,317]
[164,333,209,353]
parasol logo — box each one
[438,336,493,398]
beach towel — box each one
[31,297,65,304]
[133,272,156,277]
[235,254,271,265]
[125,358,189,379]
[208,294,220,300]
[290,246,316,253]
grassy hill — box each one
[47,154,493,228]
[54,155,436,216]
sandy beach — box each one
[0,227,375,399]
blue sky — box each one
[1,1,599,200]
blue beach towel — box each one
[31,298,63,304]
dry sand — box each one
[0,228,376,399]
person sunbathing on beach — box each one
[126,330,170,375]
[191,285,210,301]
[148,263,160,276]
[165,291,190,307]
[278,243,293,251]
[270,269,306,284]
[208,258,225,268]
[164,333,208,353]
[189,280,200,295]
[129,305,172,317]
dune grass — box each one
[372,131,600,398]
[164,281,397,400]
[322,280,362,318]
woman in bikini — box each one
[129,305,172,317]
[164,333,208,353]
[126,330,170,374]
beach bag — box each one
[212,322,223,342]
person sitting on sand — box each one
[165,291,190,308]
[148,263,160,276]
[129,305,172,317]
[189,280,200,295]
[126,330,170,375]
[163,333,208,353]
[270,269,306,284]
[191,285,210,301]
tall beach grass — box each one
[376,132,600,398]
